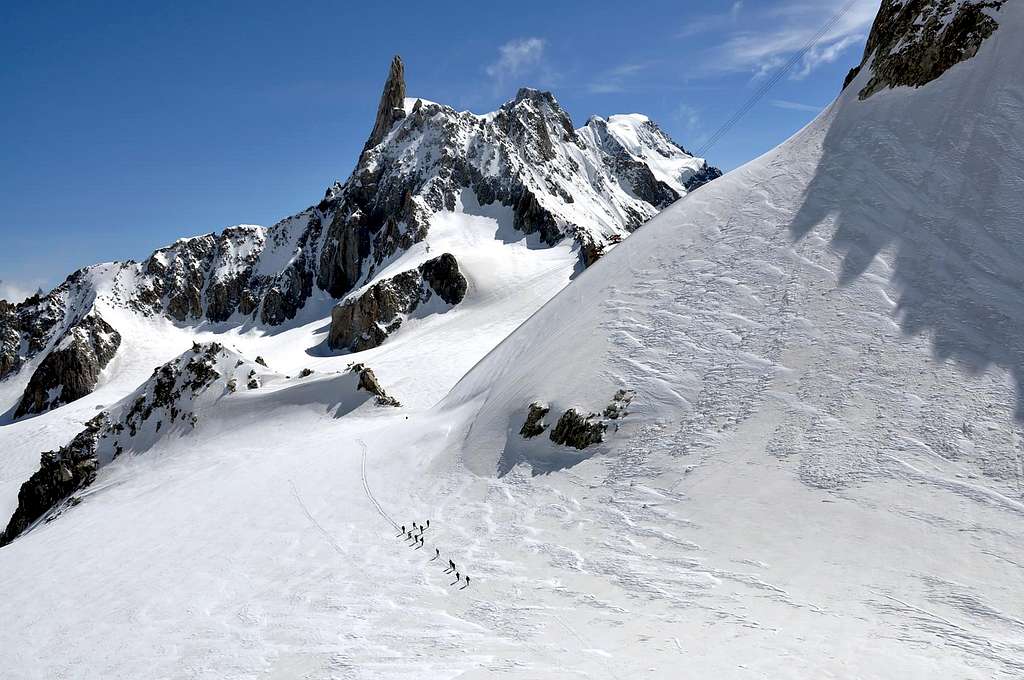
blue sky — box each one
[0,0,880,299]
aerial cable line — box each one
[697,0,860,158]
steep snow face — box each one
[449,0,1020,472]
[409,0,1024,674]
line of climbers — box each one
[396,519,470,590]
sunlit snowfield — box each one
[3,2,1024,678]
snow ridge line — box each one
[359,439,400,531]
[288,479,350,557]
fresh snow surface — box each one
[3,7,1024,680]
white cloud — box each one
[677,12,733,38]
[768,98,824,112]
[731,1,744,21]
[486,38,546,85]
[0,278,44,304]
[794,33,863,78]
[587,62,655,94]
[675,104,701,132]
[707,0,880,78]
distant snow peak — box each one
[0,55,718,416]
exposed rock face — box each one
[850,0,1005,99]
[328,253,468,352]
[1,57,716,414]
[15,313,121,418]
[117,342,225,438]
[683,163,724,191]
[0,344,403,545]
[353,363,401,407]
[419,253,467,305]
[1,344,269,545]
[0,277,85,382]
[549,409,606,450]
[0,413,106,547]
[520,390,634,452]
[519,403,550,438]
[603,389,635,420]
[363,56,407,156]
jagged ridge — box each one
[0,56,719,417]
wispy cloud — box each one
[793,33,863,78]
[587,62,657,94]
[678,1,745,38]
[0,278,44,303]
[768,98,824,112]
[486,38,548,90]
[703,0,880,79]
[675,104,701,132]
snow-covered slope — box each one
[0,342,398,545]
[3,1,1021,678]
[431,0,1024,674]
[0,56,718,546]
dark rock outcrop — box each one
[328,253,468,352]
[352,363,401,407]
[117,342,225,438]
[549,409,606,450]
[363,55,407,156]
[0,279,81,381]
[522,390,634,450]
[683,163,724,192]
[603,389,635,420]
[15,313,121,418]
[520,403,550,438]
[420,253,468,305]
[851,0,1005,99]
[0,413,107,547]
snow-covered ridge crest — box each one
[0,55,718,417]
[348,84,719,269]
[0,342,269,546]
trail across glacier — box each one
[359,438,400,532]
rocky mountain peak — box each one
[0,56,720,419]
[845,0,1006,98]
[496,88,580,162]
[363,55,407,155]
